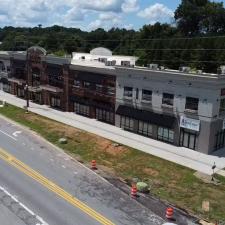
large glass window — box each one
[96,84,103,93]
[74,102,90,116]
[185,97,199,111]
[51,97,60,108]
[138,121,153,137]
[162,93,174,106]
[107,86,115,96]
[214,130,225,150]
[157,127,174,143]
[120,116,134,131]
[18,88,25,97]
[3,83,10,93]
[84,81,91,88]
[124,87,133,98]
[96,108,114,124]
[220,98,225,113]
[73,80,81,88]
[142,90,152,102]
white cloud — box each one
[137,3,174,24]
[122,0,139,13]
[123,24,134,30]
[88,12,122,31]
[0,0,143,30]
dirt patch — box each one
[93,138,128,156]
[143,167,159,177]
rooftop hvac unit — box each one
[179,66,191,73]
[105,60,116,66]
[147,64,158,70]
[121,61,131,67]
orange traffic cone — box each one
[166,207,174,220]
[131,184,137,198]
[91,160,97,170]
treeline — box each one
[1,0,225,73]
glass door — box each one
[180,128,197,150]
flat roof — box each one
[116,65,220,79]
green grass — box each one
[0,104,225,222]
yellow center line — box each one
[0,147,115,225]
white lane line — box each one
[0,130,17,141]
[0,186,49,225]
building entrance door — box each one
[180,128,197,150]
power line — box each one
[9,34,225,43]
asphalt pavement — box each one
[0,116,164,225]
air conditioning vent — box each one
[105,60,116,66]
[147,64,158,70]
[218,66,225,75]
[179,66,191,73]
[197,70,202,74]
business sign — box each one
[180,116,200,132]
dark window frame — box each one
[185,97,199,111]
[124,86,133,98]
[162,93,174,106]
[142,89,152,102]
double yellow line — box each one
[0,147,115,225]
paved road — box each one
[0,116,164,225]
[1,90,225,175]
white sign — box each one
[180,116,200,132]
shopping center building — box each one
[1,46,225,154]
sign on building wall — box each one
[180,116,200,132]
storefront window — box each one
[220,98,225,113]
[74,102,90,116]
[214,130,225,150]
[138,121,153,137]
[157,127,174,143]
[3,83,10,93]
[96,108,114,124]
[51,97,60,108]
[120,116,134,131]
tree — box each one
[175,0,225,35]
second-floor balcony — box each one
[0,71,10,79]
[71,86,115,104]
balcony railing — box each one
[71,86,115,103]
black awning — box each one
[116,105,176,128]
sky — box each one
[0,0,225,31]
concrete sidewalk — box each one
[1,90,225,176]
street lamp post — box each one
[211,162,216,181]
[24,84,29,112]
